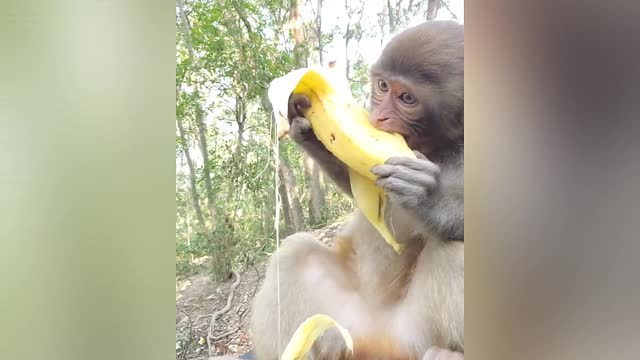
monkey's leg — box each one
[251,233,370,360]
[402,239,464,354]
[422,346,464,360]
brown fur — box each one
[251,208,464,360]
[351,336,414,360]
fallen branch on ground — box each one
[211,325,241,341]
[207,271,241,357]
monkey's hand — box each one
[371,151,441,208]
[422,346,464,360]
[287,94,318,144]
[371,151,463,240]
[287,93,353,196]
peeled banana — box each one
[281,314,353,360]
[291,70,416,183]
[269,68,415,253]
[271,69,415,358]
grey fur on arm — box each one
[287,94,353,196]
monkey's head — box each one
[370,21,464,155]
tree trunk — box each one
[426,0,441,20]
[177,0,195,60]
[289,0,307,68]
[231,0,253,33]
[176,119,207,228]
[278,164,294,234]
[263,111,278,237]
[263,191,275,236]
[344,25,351,79]
[305,155,325,225]
[344,0,353,78]
[387,0,397,33]
[195,104,217,228]
[316,0,324,65]
[234,94,246,162]
[178,0,216,229]
[280,152,305,232]
[285,0,319,231]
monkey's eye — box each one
[399,92,416,104]
[377,80,389,92]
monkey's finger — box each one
[290,116,312,132]
[288,120,327,157]
[370,164,395,178]
[413,150,428,160]
[376,177,423,198]
[287,93,311,122]
[372,165,438,190]
[289,117,317,143]
[371,162,439,180]
[385,156,440,174]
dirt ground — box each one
[176,222,343,360]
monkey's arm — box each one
[372,151,464,240]
[288,94,353,196]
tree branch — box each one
[442,0,458,20]
[231,0,253,33]
[206,271,242,357]
[211,326,241,341]
[425,0,441,20]
[177,0,196,62]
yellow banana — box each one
[281,314,353,360]
[273,69,415,358]
[290,69,414,253]
[347,168,403,253]
[292,70,416,183]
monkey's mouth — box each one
[379,125,414,146]
[374,122,404,136]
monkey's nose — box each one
[370,117,389,128]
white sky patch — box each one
[319,0,464,72]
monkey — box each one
[287,20,463,241]
[251,21,464,359]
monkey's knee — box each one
[252,233,331,359]
[422,347,464,360]
[268,232,330,269]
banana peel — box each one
[281,314,353,360]
[269,68,415,253]
[347,168,403,253]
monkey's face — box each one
[368,21,464,154]
[369,74,430,149]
